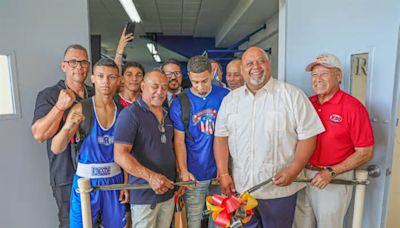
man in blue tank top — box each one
[170,56,229,228]
[51,58,128,228]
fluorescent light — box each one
[153,54,162,63]
[119,0,142,23]
[146,43,157,54]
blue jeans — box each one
[184,180,219,228]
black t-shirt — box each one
[32,80,94,187]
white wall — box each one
[239,13,279,78]
[284,0,400,227]
[0,0,90,227]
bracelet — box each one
[219,173,230,178]
[116,52,123,56]
[54,104,64,112]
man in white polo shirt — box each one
[214,47,325,228]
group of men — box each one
[32,29,374,228]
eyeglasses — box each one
[158,117,166,144]
[165,71,183,78]
[64,59,90,68]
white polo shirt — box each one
[215,78,325,199]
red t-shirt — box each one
[117,94,132,108]
[309,90,374,166]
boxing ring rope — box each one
[76,179,196,228]
[77,170,369,228]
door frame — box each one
[278,0,287,82]
[382,24,400,228]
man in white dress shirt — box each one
[214,47,325,228]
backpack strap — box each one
[114,97,125,113]
[70,97,93,170]
[79,97,94,139]
[177,91,194,141]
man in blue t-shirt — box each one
[170,56,229,228]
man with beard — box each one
[115,62,144,107]
[51,58,128,228]
[161,59,183,107]
[225,58,244,90]
[32,44,94,228]
[214,47,325,228]
[170,56,229,227]
[114,69,177,228]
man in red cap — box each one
[294,53,375,228]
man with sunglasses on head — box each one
[32,44,94,228]
[114,69,177,228]
[161,58,183,108]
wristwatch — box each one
[325,166,337,178]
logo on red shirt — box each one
[330,114,342,123]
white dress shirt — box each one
[215,78,325,199]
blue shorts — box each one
[70,173,126,228]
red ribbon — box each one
[207,194,242,227]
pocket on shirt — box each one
[262,111,291,164]
[263,111,284,132]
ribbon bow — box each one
[206,192,257,227]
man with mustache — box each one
[161,59,183,107]
[214,47,325,228]
[51,58,128,228]
[225,58,244,90]
[170,56,229,227]
[114,69,177,228]
[293,53,374,228]
[32,44,94,228]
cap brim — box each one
[305,62,318,72]
[305,62,337,72]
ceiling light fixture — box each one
[153,54,162,63]
[119,0,142,23]
[146,43,157,55]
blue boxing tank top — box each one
[78,97,119,164]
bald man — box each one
[226,58,244,90]
[114,69,177,228]
[214,47,324,228]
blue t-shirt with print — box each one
[170,85,229,181]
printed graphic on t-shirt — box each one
[192,108,217,135]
